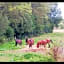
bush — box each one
[0,36,7,44]
[5,27,14,41]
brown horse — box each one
[14,36,22,46]
[25,37,34,48]
[37,39,53,48]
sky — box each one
[58,2,64,19]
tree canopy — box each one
[0,2,62,42]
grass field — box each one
[0,33,64,62]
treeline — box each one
[0,2,62,43]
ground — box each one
[53,29,64,33]
[0,45,52,62]
[0,33,64,62]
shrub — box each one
[5,27,14,41]
[0,36,7,44]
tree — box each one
[5,27,14,41]
[48,3,62,27]
[0,2,62,40]
[5,2,33,38]
[0,14,9,36]
[31,2,52,34]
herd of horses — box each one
[14,36,53,48]
[14,36,64,61]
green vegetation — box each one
[13,52,55,62]
[0,2,62,42]
[0,52,55,62]
[0,41,24,51]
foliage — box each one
[0,2,62,41]
[48,3,62,27]
[0,36,6,43]
[0,14,9,36]
[5,27,14,41]
[13,52,55,62]
[58,20,64,29]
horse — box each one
[25,37,34,48]
[14,36,22,46]
[37,38,53,48]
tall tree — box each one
[31,2,52,34]
[48,3,62,27]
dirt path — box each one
[0,45,50,54]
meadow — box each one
[0,33,64,62]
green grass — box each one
[0,52,55,62]
[0,40,26,51]
[12,52,55,62]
